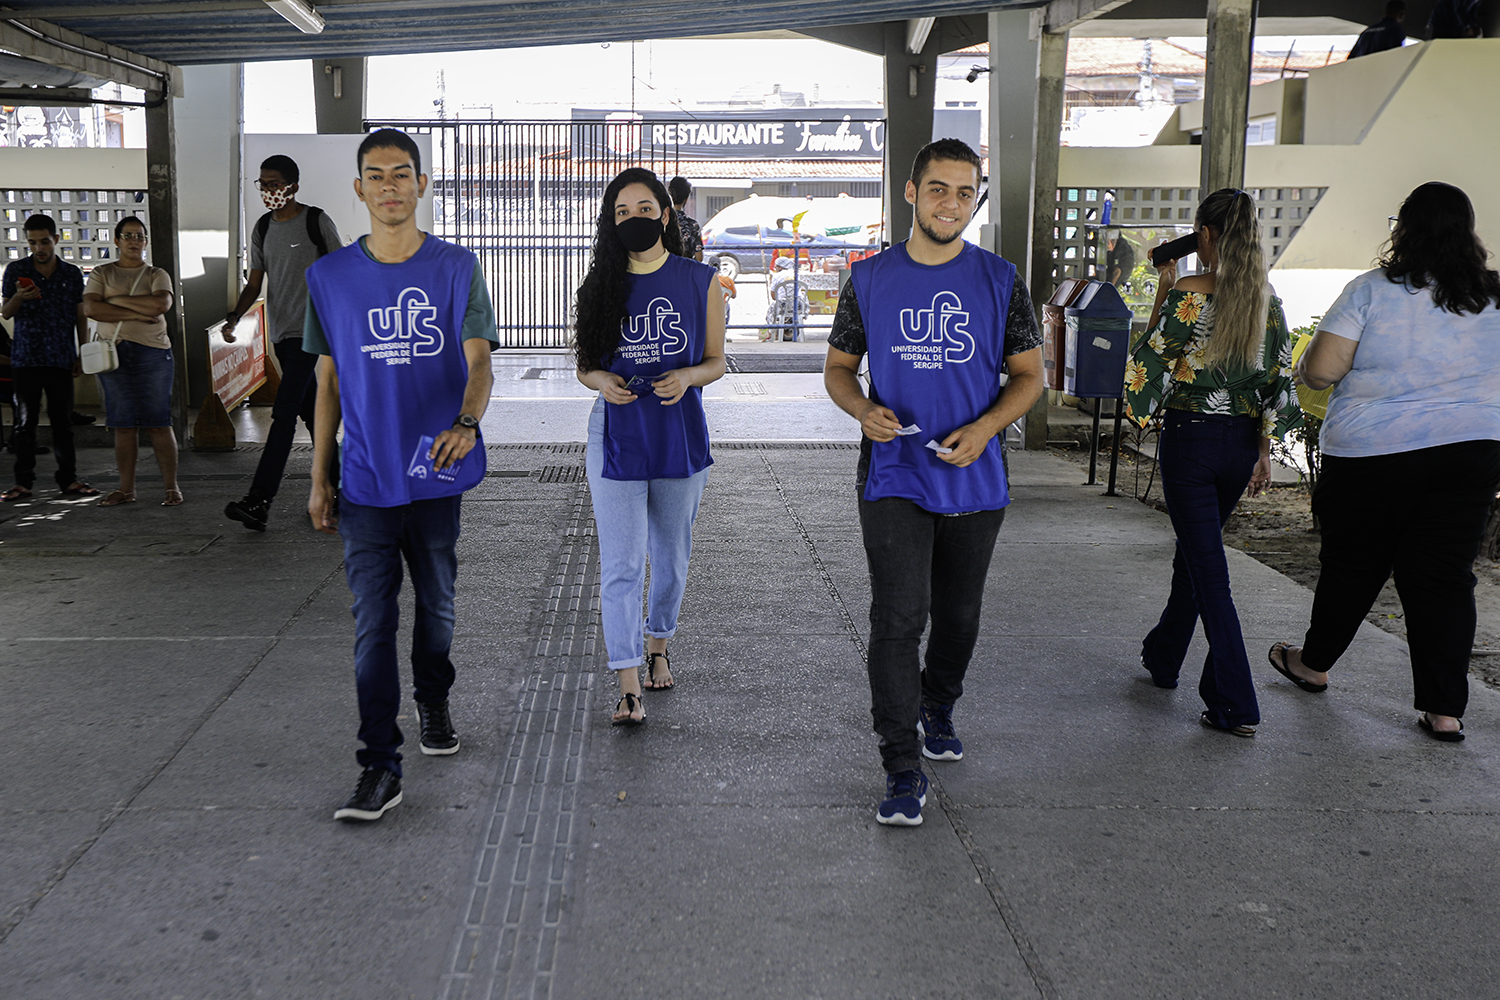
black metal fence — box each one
[365,118,886,348]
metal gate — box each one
[365,118,885,348]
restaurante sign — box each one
[571,108,885,161]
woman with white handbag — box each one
[82,217,181,506]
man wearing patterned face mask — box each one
[223,154,343,532]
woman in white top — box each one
[82,217,180,506]
[1268,182,1500,742]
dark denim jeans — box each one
[859,494,1005,774]
[1304,440,1500,718]
[1143,410,1261,728]
[340,495,462,776]
[11,366,75,489]
[249,339,330,500]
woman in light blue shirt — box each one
[1269,182,1500,742]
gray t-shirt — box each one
[250,206,343,343]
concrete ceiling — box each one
[4,0,1042,65]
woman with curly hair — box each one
[1268,182,1500,742]
[574,167,726,726]
[1124,188,1300,736]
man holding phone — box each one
[304,129,497,822]
[0,215,95,501]
[824,139,1044,826]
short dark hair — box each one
[668,176,692,206]
[910,138,983,187]
[260,154,300,184]
[357,128,422,178]
[114,215,147,240]
[23,214,56,236]
[1386,1,1405,17]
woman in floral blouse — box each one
[1124,188,1300,737]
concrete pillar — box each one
[988,10,1066,450]
[173,63,242,405]
[1200,0,1255,194]
[882,22,936,243]
[313,57,367,134]
[145,93,190,444]
[987,9,1039,271]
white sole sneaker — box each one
[419,740,460,756]
[334,790,402,822]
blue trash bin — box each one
[1063,281,1133,399]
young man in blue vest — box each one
[824,139,1044,826]
[224,153,343,531]
[304,129,497,822]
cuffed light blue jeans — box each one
[586,399,709,671]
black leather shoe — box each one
[417,700,460,755]
[224,496,271,531]
[333,766,402,821]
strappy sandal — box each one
[1200,711,1256,738]
[643,650,674,691]
[162,489,185,507]
[611,691,645,727]
[99,489,136,506]
[61,482,100,497]
[1,486,32,502]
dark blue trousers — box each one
[340,495,462,776]
[1143,411,1261,727]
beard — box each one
[915,210,965,245]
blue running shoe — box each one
[918,702,963,761]
[876,769,928,826]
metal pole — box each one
[1086,400,1101,485]
[1104,397,1126,496]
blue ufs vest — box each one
[851,242,1015,513]
[305,236,485,506]
[599,254,716,480]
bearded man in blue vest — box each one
[824,138,1044,827]
[304,129,498,822]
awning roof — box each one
[9,0,1037,66]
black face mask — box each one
[616,215,664,253]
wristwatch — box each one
[452,414,480,431]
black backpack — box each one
[253,204,330,260]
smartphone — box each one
[1150,232,1199,267]
[18,277,34,288]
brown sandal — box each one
[99,489,136,506]
[162,489,184,507]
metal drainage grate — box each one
[537,465,585,484]
[733,380,768,395]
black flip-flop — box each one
[1267,643,1327,693]
[1,486,32,502]
[611,692,645,727]
[1417,713,1464,743]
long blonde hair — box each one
[1197,189,1267,369]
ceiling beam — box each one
[1044,0,1134,33]
[0,16,181,95]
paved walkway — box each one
[1,364,1496,999]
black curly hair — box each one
[1381,181,1500,315]
[573,167,684,372]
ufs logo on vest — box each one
[894,291,974,369]
[362,287,445,365]
[618,296,687,365]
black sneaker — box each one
[417,700,460,755]
[224,495,271,531]
[334,766,402,821]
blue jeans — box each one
[1143,411,1261,727]
[340,495,462,776]
[586,400,709,670]
[859,495,1006,774]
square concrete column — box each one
[988,9,1066,449]
[314,58,367,134]
[146,93,190,442]
[882,22,937,243]
[1200,0,1255,194]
